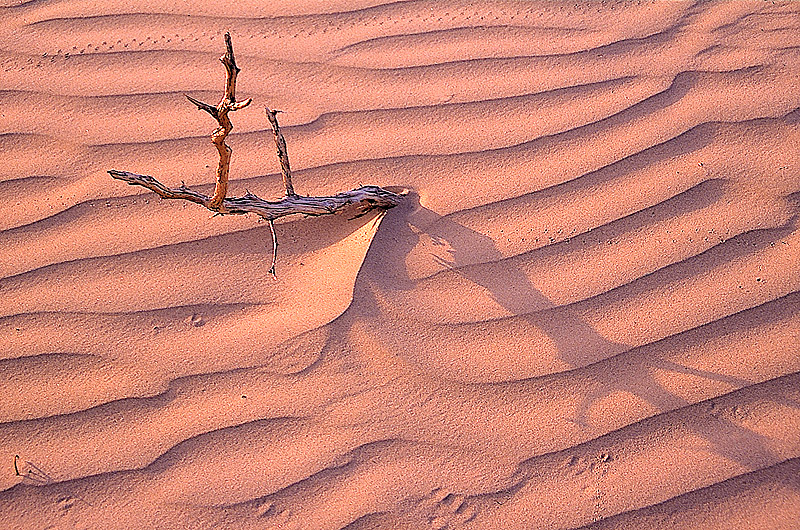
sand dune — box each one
[1,0,799,528]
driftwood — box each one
[109,32,403,277]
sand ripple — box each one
[1,1,799,528]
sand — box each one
[1,0,799,528]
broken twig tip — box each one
[268,219,279,279]
[185,94,219,119]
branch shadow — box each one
[358,173,799,478]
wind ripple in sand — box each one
[1,1,799,529]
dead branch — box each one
[268,219,278,278]
[108,31,403,276]
[107,170,403,220]
[265,108,296,197]
[185,31,252,211]
[13,455,53,485]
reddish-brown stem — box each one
[186,31,251,211]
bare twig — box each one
[13,455,53,485]
[268,219,278,279]
[109,32,404,277]
[184,31,252,211]
[265,108,296,197]
[108,170,402,219]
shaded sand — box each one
[1,0,800,528]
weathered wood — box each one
[183,31,252,210]
[107,169,403,221]
[265,108,296,198]
[108,32,403,276]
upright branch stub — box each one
[265,108,297,198]
[185,31,252,210]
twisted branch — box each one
[106,170,403,221]
[185,31,252,211]
[108,33,403,276]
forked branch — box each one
[107,169,403,221]
[108,33,403,277]
[184,31,252,211]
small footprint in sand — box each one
[57,495,76,511]
[255,500,277,518]
[256,501,298,529]
[56,493,92,511]
[565,454,591,476]
[417,488,478,528]
[565,452,613,477]
[714,402,750,422]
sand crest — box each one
[1,1,799,528]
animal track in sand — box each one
[564,452,614,477]
[31,32,206,60]
[255,500,295,529]
[417,487,478,528]
[8,4,606,74]
[57,495,76,511]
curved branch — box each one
[184,31,251,211]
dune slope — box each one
[1,1,799,529]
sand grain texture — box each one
[1,1,799,529]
